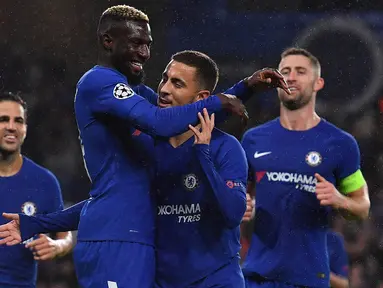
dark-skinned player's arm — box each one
[87,80,247,138]
[315,136,370,220]
[0,200,87,245]
[224,68,290,102]
[133,68,290,108]
[189,109,247,228]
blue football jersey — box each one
[0,157,63,287]
[74,65,227,244]
[241,118,361,287]
[154,129,247,287]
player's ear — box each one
[101,33,114,52]
[313,77,324,92]
[195,90,211,101]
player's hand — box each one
[216,93,249,126]
[315,173,345,208]
[26,234,63,261]
[244,68,291,95]
[189,108,214,145]
[241,193,254,222]
[0,213,21,246]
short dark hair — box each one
[0,92,27,119]
[281,47,321,76]
[97,5,149,42]
[171,50,219,92]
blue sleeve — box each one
[335,135,361,180]
[241,130,255,183]
[195,139,248,228]
[214,80,251,123]
[87,80,223,138]
[328,233,349,278]
[223,80,252,102]
[44,172,64,213]
[133,84,158,105]
[19,200,87,241]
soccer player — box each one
[241,48,370,288]
[154,50,247,288]
[327,230,349,288]
[0,47,288,287]
[0,5,264,288]
[0,92,73,287]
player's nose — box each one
[137,44,150,62]
[286,71,297,82]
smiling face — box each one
[0,101,27,155]
[100,19,152,85]
[157,60,205,108]
[277,54,324,110]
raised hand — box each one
[189,108,215,145]
[245,68,291,95]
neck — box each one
[169,125,200,148]
[0,152,23,177]
[280,101,320,131]
[97,53,114,69]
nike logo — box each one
[254,151,272,158]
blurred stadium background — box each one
[1,0,383,287]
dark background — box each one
[1,1,383,287]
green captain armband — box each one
[339,169,366,194]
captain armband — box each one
[339,169,366,194]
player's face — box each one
[157,60,208,108]
[111,21,152,85]
[278,55,322,110]
[0,101,27,154]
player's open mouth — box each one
[130,61,143,73]
[288,86,299,92]
[158,98,172,108]
[4,135,17,143]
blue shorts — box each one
[156,257,244,288]
[245,276,306,288]
[73,241,155,288]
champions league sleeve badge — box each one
[21,202,37,216]
[113,83,134,99]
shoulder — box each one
[242,118,279,143]
[22,157,60,187]
[211,128,241,148]
[320,120,358,148]
[210,129,246,160]
[77,66,128,92]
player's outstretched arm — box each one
[189,109,247,228]
[90,80,248,138]
[223,68,291,102]
[0,200,86,244]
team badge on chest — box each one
[183,174,199,191]
[305,151,322,167]
[21,202,37,216]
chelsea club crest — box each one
[305,151,322,167]
[183,174,199,191]
[21,202,37,216]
